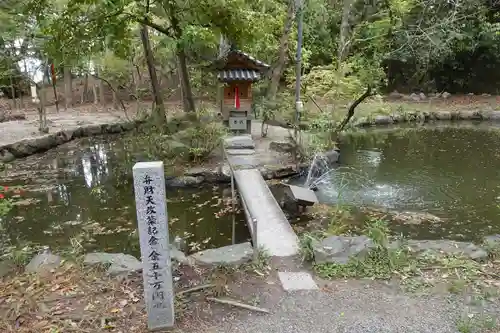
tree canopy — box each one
[0,0,498,105]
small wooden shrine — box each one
[214,48,270,134]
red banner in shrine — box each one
[234,86,240,109]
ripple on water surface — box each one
[0,135,249,257]
[312,125,500,241]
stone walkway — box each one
[223,123,301,258]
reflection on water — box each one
[0,135,249,257]
[81,145,108,188]
[313,125,500,241]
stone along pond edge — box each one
[0,119,307,186]
[15,242,255,278]
[5,108,499,163]
[15,234,500,279]
[355,109,500,127]
[267,110,500,130]
[0,120,145,163]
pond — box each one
[303,124,500,242]
[0,135,249,258]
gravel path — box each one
[208,278,498,333]
[191,256,500,333]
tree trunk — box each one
[92,83,98,105]
[177,57,189,112]
[140,24,167,125]
[96,66,105,105]
[38,85,48,132]
[64,66,73,109]
[9,75,16,110]
[47,60,59,112]
[168,7,196,113]
[112,90,118,109]
[176,44,195,113]
[37,65,49,133]
[130,59,140,115]
[338,0,354,63]
[81,74,88,104]
[268,1,295,99]
[218,34,230,58]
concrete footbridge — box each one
[223,135,300,257]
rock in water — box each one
[401,240,488,261]
[323,149,340,164]
[83,252,142,275]
[166,176,204,187]
[362,207,443,225]
[269,141,295,153]
[392,211,442,225]
[312,235,375,264]
[25,253,62,274]
[189,242,253,266]
[484,234,500,246]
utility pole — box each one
[294,0,304,137]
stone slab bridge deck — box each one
[224,134,299,257]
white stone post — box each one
[132,161,174,330]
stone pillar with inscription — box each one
[132,161,175,330]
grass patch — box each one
[457,314,498,333]
[295,203,362,238]
[309,218,500,295]
[314,218,412,280]
[132,110,227,164]
[109,110,228,182]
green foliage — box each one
[254,91,295,123]
[0,185,14,217]
[315,245,411,279]
[324,206,352,236]
[314,218,410,279]
[99,52,132,88]
[177,122,228,163]
[0,241,42,267]
[1,0,498,115]
[298,232,320,263]
[303,63,365,100]
[0,198,12,217]
[121,111,227,170]
[456,314,498,333]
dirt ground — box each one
[0,100,193,147]
[0,258,279,333]
[2,254,498,333]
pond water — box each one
[0,135,249,257]
[307,124,500,242]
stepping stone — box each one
[224,136,255,149]
[225,149,255,156]
[278,271,319,291]
[227,155,259,169]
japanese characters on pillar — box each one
[132,161,174,330]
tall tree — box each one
[267,0,295,99]
[140,24,166,125]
